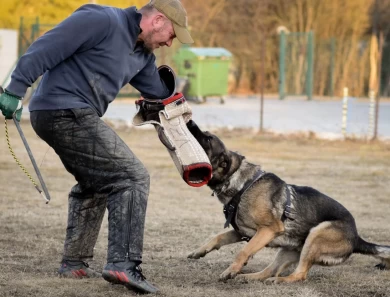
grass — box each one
[0,119,389,297]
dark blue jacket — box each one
[7,5,169,117]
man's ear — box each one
[152,14,165,29]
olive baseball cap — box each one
[150,0,194,44]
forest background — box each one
[1,0,390,97]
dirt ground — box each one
[0,119,389,297]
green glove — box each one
[0,90,23,121]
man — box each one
[0,0,193,294]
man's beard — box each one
[142,27,164,54]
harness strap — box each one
[223,176,295,242]
[223,170,265,229]
[282,185,294,221]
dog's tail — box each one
[353,237,390,270]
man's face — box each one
[143,15,176,53]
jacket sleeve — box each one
[129,55,170,99]
[7,5,111,97]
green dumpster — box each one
[173,47,232,103]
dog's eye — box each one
[207,137,212,142]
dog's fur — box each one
[186,120,390,283]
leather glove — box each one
[136,98,164,122]
[136,93,192,123]
[135,64,177,122]
[0,89,23,121]
[134,93,191,151]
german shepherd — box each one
[186,120,390,283]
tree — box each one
[0,0,147,29]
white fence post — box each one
[342,87,349,137]
[368,90,376,139]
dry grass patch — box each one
[0,120,389,297]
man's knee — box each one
[114,162,150,194]
[131,164,150,190]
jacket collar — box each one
[123,6,143,50]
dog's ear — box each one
[217,152,232,173]
[219,154,228,168]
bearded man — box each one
[0,0,193,294]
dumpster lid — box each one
[186,47,232,57]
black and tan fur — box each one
[186,120,390,283]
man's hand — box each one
[0,89,23,121]
[136,98,164,122]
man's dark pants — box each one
[30,108,149,264]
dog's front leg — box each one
[188,230,243,259]
[219,227,278,281]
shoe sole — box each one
[102,270,158,294]
[102,270,121,284]
[58,269,101,279]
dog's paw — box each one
[264,277,279,285]
[375,262,387,270]
[219,267,238,281]
[265,275,305,284]
[187,249,207,259]
[235,274,249,283]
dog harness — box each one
[281,185,294,222]
[223,171,294,241]
[223,170,265,231]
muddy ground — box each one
[0,119,389,297]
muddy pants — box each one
[30,108,149,263]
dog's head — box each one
[187,120,244,187]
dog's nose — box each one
[186,120,196,128]
[186,120,199,134]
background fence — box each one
[278,31,374,100]
[279,31,314,100]
[11,16,390,101]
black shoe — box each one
[58,260,101,278]
[102,261,158,294]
